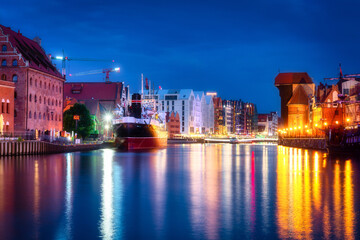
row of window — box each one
[28,111,62,121]
[1,74,18,82]
[1,59,18,67]
[29,78,62,93]
[28,94,61,106]
[1,102,10,114]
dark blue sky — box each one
[2,0,360,113]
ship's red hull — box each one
[115,137,167,150]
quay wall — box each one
[0,141,105,156]
[279,137,326,150]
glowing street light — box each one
[104,114,112,122]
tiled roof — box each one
[275,72,313,85]
[0,25,63,78]
[64,82,122,101]
[287,85,309,105]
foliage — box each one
[63,103,94,140]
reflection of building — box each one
[275,72,315,128]
[0,25,65,133]
[0,79,15,134]
[166,111,180,138]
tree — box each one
[63,103,94,140]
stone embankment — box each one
[0,140,110,156]
[278,137,326,150]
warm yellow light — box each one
[294,127,297,130]
[290,128,293,130]
[324,122,328,126]
[346,118,350,122]
[306,129,309,133]
[298,126,301,129]
[335,121,339,124]
[305,125,308,128]
[286,128,288,131]
[315,124,318,127]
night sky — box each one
[2,0,360,113]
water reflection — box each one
[276,146,356,239]
[0,145,359,239]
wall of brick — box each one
[0,80,15,134]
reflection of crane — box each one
[69,67,120,82]
[50,50,115,76]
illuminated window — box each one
[12,74,17,82]
[1,60,6,66]
[1,45,7,52]
[12,59,18,66]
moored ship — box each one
[326,124,360,154]
[114,92,167,150]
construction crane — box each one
[50,50,115,76]
[69,67,120,82]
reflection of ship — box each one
[114,92,167,150]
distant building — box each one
[275,72,315,128]
[144,89,214,135]
[0,25,65,134]
[166,111,180,138]
[213,96,225,134]
[0,79,15,134]
[257,112,278,136]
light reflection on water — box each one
[0,144,359,239]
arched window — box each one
[12,74,18,82]
[44,82,46,89]
[29,94,32,102]
[40,81,42,88]
[59,87,61,93]
[44,97,46,104]
[47,113,50,121]
[55,114,58,121]
[12,60,18,66]
[43,113,46,120]
[34,95,37,103]
[48,99,50,105]
[52,99,54,106]
[29,111,32,118]
[39,96,42,104]
[48,83,50,89]
[1,60,6,66]
[35,79,37,87]
[1,74,6,81]
[59,115,61,121]
[51,113,53,121]
[56,100,58,106]
[1,45,7,52]
[39,112,41,119]
[56,86,58,92]
[52,85,54,91]
[34,111,37,119]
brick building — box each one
[0,79,15,134]
[0,25,65,134]
[166,111,180,138]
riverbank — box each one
[0,140,113,156]
[278,137,326,150]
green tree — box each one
[63,103,94,140]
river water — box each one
[0,144,359,239]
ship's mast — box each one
[141,73,144,98]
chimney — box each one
[33,36,41,46]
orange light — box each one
[335,121,339,124]
[346,118,350,122]
[315,124,318,127]
[305,125,308,128]
[324,122,328,126]
[290,128,293,130]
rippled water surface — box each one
[0,144,360,239]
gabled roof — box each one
[64,82,123,102]
[287,85,309,105]
[275,72,313,85]
[205,95,212,105]
[0,25,63,78]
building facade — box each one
[0,25,64,134]
[166,111,180,138]
[145,89,214,135]
[0,79,15,134]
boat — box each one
[114,84,167,150]
[326,124,360,154]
